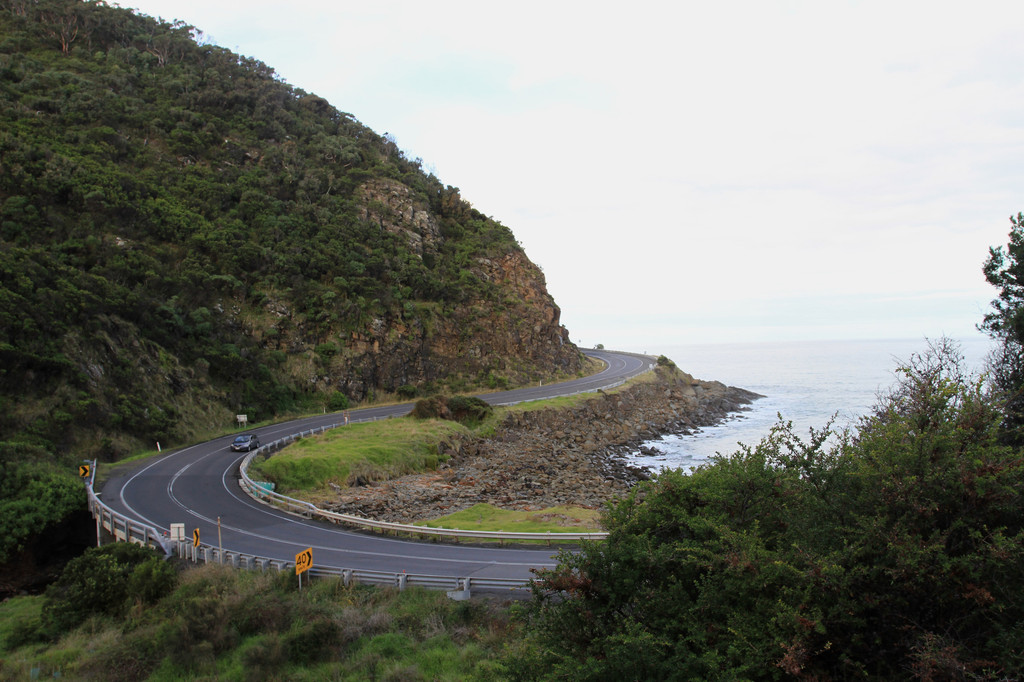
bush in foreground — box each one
[512,340,1024,680]
[41,543,176,637]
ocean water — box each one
[625,337,995,473]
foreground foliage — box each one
[514,340,1024,680]
[1,560,513,681]
[0,443,83,562]
[982,212,1024,446]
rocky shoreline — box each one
[321,366,762,524]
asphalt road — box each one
[98,349,653,582]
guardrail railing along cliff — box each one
[85,462,526,599]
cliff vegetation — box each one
[0,0,580,564]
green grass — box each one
[418,503,603,533]
[499,362,661,417]
[503,391,603,414]
[0,595,42,651]
[249,418,467,492]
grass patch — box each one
[499,362,663,417]
[0,595,43,652]
[503,391,603,414]
[417,503,603,533]
[249,418,467,493]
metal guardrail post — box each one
[447,578,471,601]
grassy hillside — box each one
[0,556,516,681]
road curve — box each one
[99,349,653,582]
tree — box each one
[42,543,176,635]
[39,3,81,55]
[511,340,1024,680]
[981,212,1024,445]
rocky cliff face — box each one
[323,366,762,521]
[297,179,580,399]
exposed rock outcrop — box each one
[356,178,442,257]
[322,366,762,522]
[270,178,582,401]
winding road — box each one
[98,350,652,584]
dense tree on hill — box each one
[512,339,1024,680]
[0,0,579,565]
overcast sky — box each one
[123,1,1024,351]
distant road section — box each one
[480,349,653,405]
[99,349,654,582]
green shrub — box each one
[446,396,492,424]
[410,396,447,420]
[518,341,1024,679]
[314,343,339,358]
[240,634,287,672]
[327,391,349,411]
[655,354,675,368]
[284,615,341,664]
[0,455,85,564]
[42,543,173,636]
[410,395,492,425]
[485,371,509,389]
[126,555,178,605]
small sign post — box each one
[78,463,91,478]
[295,547,313,590]
[236,414,248,427]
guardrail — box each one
[85,463,527,599]
[88,488,171,553]
[170,541,526,599]
[84,464,173,555]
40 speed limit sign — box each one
[295,547,313,575]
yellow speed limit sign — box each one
[295,547,313,575]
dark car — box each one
[230,434,260,452]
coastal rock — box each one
[321,366,763,524]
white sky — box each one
[123,0,1024,350]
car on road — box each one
[230,433,260,452]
